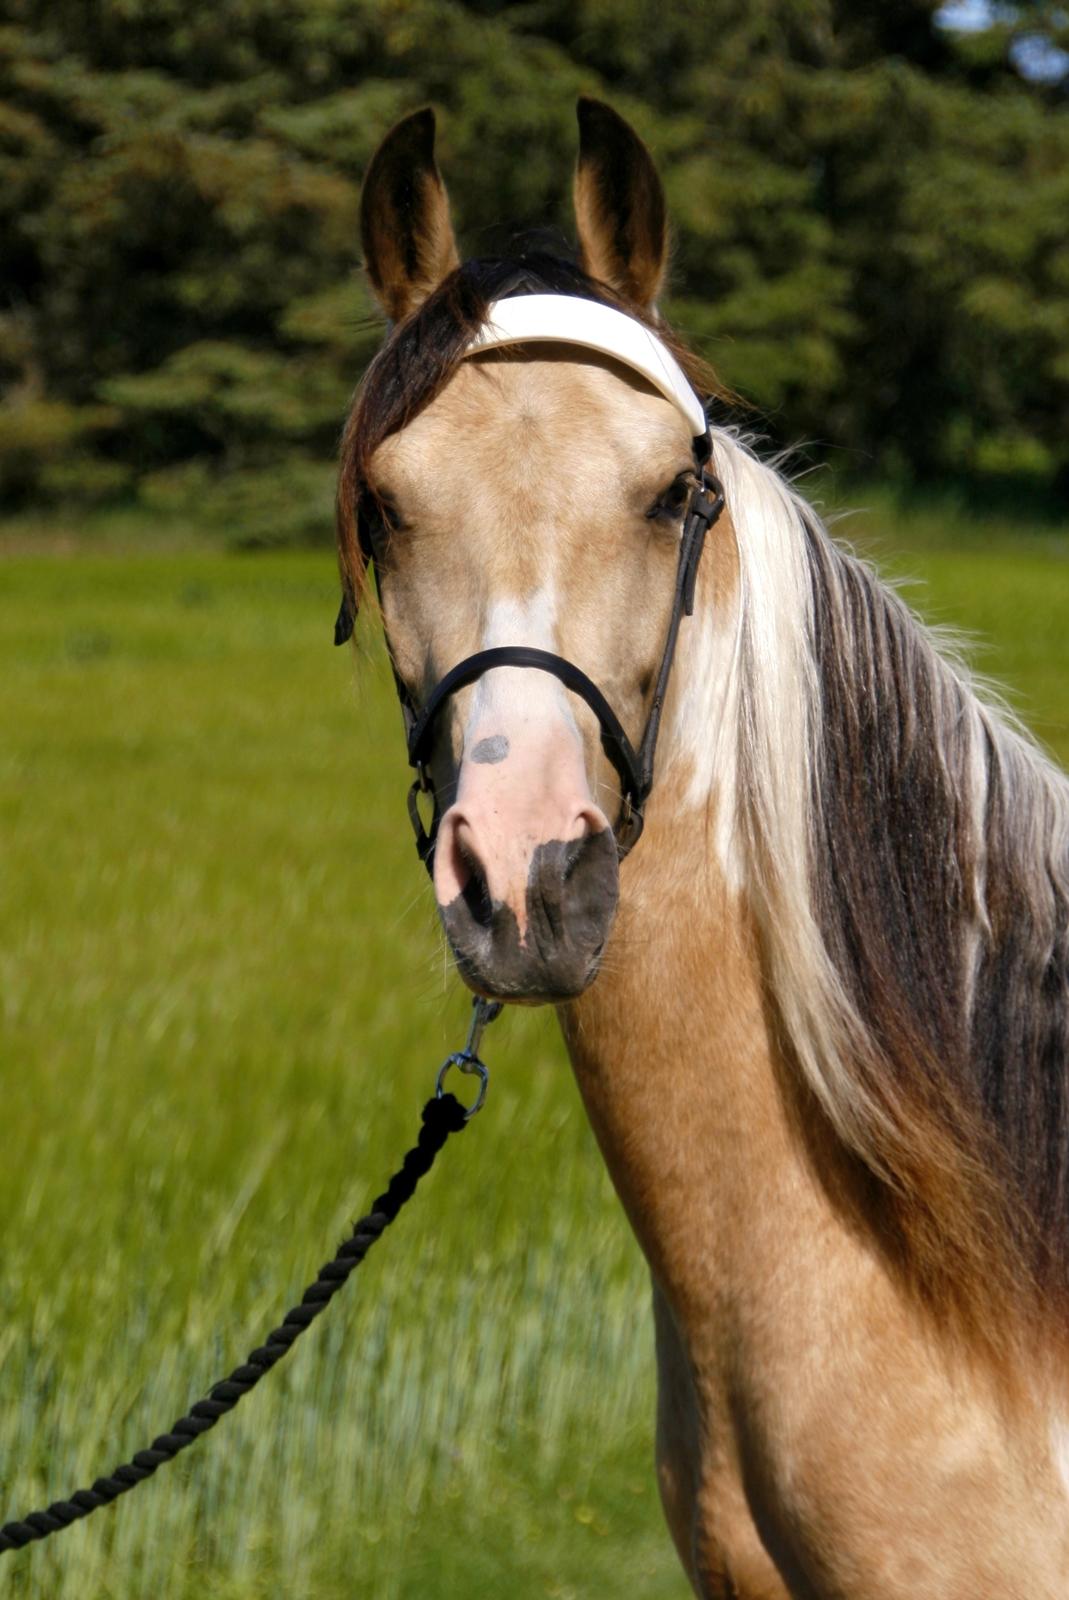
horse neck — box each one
[558,768,829,1332]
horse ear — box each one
[574,98,668,312]
[360,107,459,323]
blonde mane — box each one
[675,429,1069,1360]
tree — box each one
[1,0,1066,534]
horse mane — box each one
[708,431,1069,1365]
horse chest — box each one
[655,1275,1069,1600]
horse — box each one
[336,98,1069,1596]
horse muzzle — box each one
[433,768,619,1004]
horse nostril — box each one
[528,828,619,947]
[458,841,494,928]
[437,817,619,1003]
[561,836,585,884]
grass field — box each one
[1,490,1068,1599]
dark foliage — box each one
[1,0,1067,538]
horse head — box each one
[340,100,725,1004]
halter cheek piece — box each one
[334,293,726,872]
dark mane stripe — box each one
[804,519,1069,1348]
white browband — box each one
[464,293,708,446]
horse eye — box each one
[379,497,402,531]
[646,474,693,522]
[363,492,403,537]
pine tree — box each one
[2,0,1066,533]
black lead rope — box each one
[0,1001,500,1558]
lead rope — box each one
[0,998,502,1557]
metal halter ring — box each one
[434,996,502,1119]
[435,1051,490,1120]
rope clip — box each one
[435,997,502,1120]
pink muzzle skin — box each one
[431,685,621,1004]
[433,719,611,943]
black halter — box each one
[335,433,725,872]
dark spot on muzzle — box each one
[470,734,510,764]
[440,827,619,1002]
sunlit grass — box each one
[0,549,682,1599]
[1,496,1067,1597]
[819,483,1069,765]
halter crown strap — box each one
[467,294,710,461]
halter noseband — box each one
[335,292,726,871]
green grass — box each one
[0,549,681,1600]
[819,482,1069,766]
[1,492,1068,1599]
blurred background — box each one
[1,3,1067,1598]
[2,0,1069,535]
